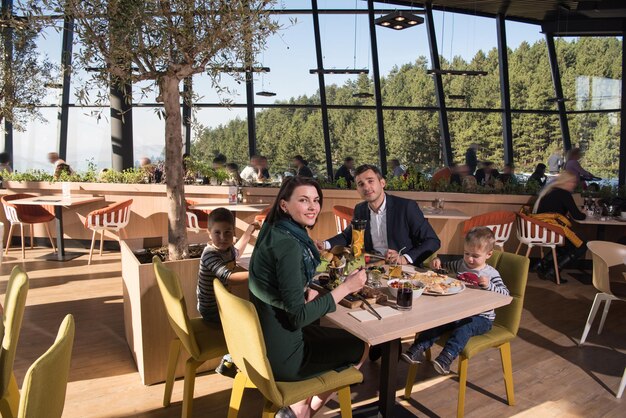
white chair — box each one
[515,213,566,284]
[619,367,626,399]
[2,193,56,259]
[332,205,353,235]
[0,221,4,264]
[84,200,133,264]
[463,211,516,251]
[579,241,626,346]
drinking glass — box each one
[351,219,367,258]
[396,282,413,311]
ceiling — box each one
[377,1,626,24]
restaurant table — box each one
[10,195,105,261]
[421,207,470,220]
[323,274,512,417]
[188,203,268,212]
[573,216,626,240]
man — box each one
[465,143,479,175]
[318,164,440,267]
[474,161,499,187]
[334,156,355,187]
[528,163,547,187]
[240,155,261,184]
[498,163,517,185]
[47,152,73,178]
[547,149,562,175]
[292,155,314,178]
[257,156,271,181]
[389,158,405,178]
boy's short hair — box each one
[207,207,235,228]
[465,226,496,252]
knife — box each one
[355,293,382,320]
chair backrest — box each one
[587,241,626,295]
[332,205,354,234]
[214,280,284,405]
[515,213,564,246]
[185,199,209,231]
[17,314,75,418]
[254,206,271,225]
[1,194,49,224]
[0,266,29,397]
[487,251,529,336]
[85,199,133,229]
[463,211,516,246]
[152,257,201,359]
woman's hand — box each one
[306,288,320,302]
[330,268,367,305]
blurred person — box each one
[212,153,227,170]
[564,148,599,186]
[389,159,406,178]
[256,155,271,181]
[240,155,261,184]
[465,143,479,175]
[450,164,470,187]
[532,171,587,283]
[474,161,499,187]
[528,163,547,187]
[224,163,242,185]
[292,155,314,178]
[0,152,12,173]
[547,149,563,174]
[334,156,355,187]
[498,163,517,185]
[48,151,73,178]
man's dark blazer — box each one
[327,193,441,266]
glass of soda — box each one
[396,282,413,311]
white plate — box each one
[422,278,466,296]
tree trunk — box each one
[160,75,188,260]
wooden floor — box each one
[1,247,624,418]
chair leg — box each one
[227,372,248,418]
[261,399,278,418]
[29,224,34,249]
[4,223,13,256]
[163,339,181,407]
[524,245,532,258]
[20,223,25,259]
[597,299,612,335]
[515,242,522,255]
[617,367,626,399]
[0,372,20,418]
[499,342,515,406]
[404,363,419,400]
[337,385,353,418]
[181,358,202,418]
[457,356,468,418]
[44,222,56,252]
[552,247,560,285]
[88,229,97,265]
[580,293,606,346]
[99,230,105,256]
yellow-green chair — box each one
[17,314,75,418]
[0,266,29,418]
[152,257,228,418]
[214,280,363,418]
[404,251,529,418]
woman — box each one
[248,176,368,418]
[563,148,598,187]
[533,171,586,283]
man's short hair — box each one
[355,164,383,179]
[465,226,496,252]
[344,156,354,163]
[207,207,235,228]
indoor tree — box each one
[32,0,277,259]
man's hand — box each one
[478,276,490,289]
[430,257,442,269]
[385,249,407,265]
[315,240,326,251]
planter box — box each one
[121,239,220,385]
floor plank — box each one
[1,249,623,417]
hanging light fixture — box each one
[448,94,467,100]
[375,10,424,30]
[427,69,488,76]
[309,69,369,75]
[256,91,276,97]
[546,97,569,103]
[352,92,374,98]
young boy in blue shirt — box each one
[401,226,509,374]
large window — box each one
[511,113,561,174]
[12,108,58,173]
[328,109,378,172]
[132,108,166,165]
[191,108,248,167]
[449,111,503,167]
[67,108,112,171]
[384,110,442,172]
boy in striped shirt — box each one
[401,226,509,374]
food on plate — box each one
[457,271,480,286]
[329,256,345,268]
[360,286,382,299]
[320,250,334,263]
[386,279,426,299]
[412,271,463,294]
[389,265,403,278]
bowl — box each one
[387,279,425,299]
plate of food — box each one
[411,271,465,295]
[387,279,426,299]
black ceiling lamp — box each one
[427,69,488,76]
[375,10,424,30]
[448,94,467,100]
[352,92,374,99]
[309,68,369,75]
[256,91,276,97]
[217,66,270,73]
[546,97,569,103]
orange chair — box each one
[1,193,56,259]
[254,206,271,226]
[515,212,566,284]
[431,166,452,185]
[185,199,210,233]
[463,211,516,251]
[332,205,354,234]
[84,199,133,264]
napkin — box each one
[348,306,401,322]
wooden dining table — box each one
[573,215,626,241]
[323,272,512,417]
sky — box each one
[7,1,546,172]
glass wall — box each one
[191,108,248,167]
[511,113,561,174]
[12,108,58,173]
[67,108,112,171]
[132,108,166,165]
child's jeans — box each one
[411,315,492,359]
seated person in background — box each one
[0,152,12,173]
[528,163,547,187]
[389,158,406,178]
[462,172,478,192]
[197,208,260,377]
[402,227,509,374]
[498,163,517,185]
[223,163,242,185]
[318,164,440,267]
[48,152,74,179]
[547,149,563,175]
[334,156,355,187]
[240,155,261,184]
[212,153,227,170]
[293,155,314,178]
[532,171,586,283]
[564,147,599,186]
[474,161,500,187]
[256,155,271,181]
[450,164,470,187]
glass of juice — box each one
[396,282,413,311]
[351,219,367,258]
